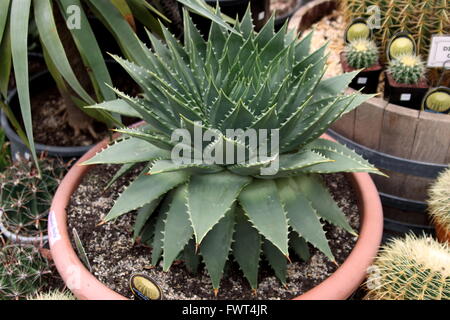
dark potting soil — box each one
[67,165,360,300]
[29,72,141,147]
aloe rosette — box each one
[84,8,381,293]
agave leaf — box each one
[73,228,92,272]
[149,159,223,175]
[83,137,169,165]
[218,100,255,131]
[200,208,235,291]
[313,71,360,102]
[277,178,334,260]
[113,128,174,150]
[133,198,162,240]
[295,174,356,235]
[162,184,194,271]
[289,232,310,262]
[262,239,287,285]
[272,150,333,177]
[239,179,289,256]
[187,172,251,245]
[105,163,136,191]
[104,170,189,222]
[86,99,140,118]
[303,138,382,175]
[183,238,201,274]
[254,14,275,46]
[151,207,168,266]
[294,31,313,61]
[232,208,261,290]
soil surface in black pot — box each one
[67,164,360,300]
[271,0,300,17]
[22,70,141,148]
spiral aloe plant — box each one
[84,8,380,293]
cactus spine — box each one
[365,234,450,300]
[428,168,450,237]
[28,290,76,300]
[345,39,379,69]
[388,54,426,84]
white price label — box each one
[357,77,368,84]
[400,93,412,101]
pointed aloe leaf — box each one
[113,128,174,150]
[303,138,382,175]
[219,100,255,131]
[289,232,311,262]
[294,31,313,61]
[239,179,289,256]
[133,198,162,239]
[149,159,223,175]
[86,99,141,118]
[178,0,237,34]
[187,172,251,245]
[82,138,170,165]
[233,209,261,290]
[105,163,135,191]
[10,0,39,173]
[151,208,167,266]
[295,174,356,235]
[313,71,360,102]
[200,209,235,291]
[183,238,201,274]
[162,185,194,271]
[262,239,287,285]
[0,0,10,41]
[274,150,333,177]
[34,0,95,105]
[277,178,334,260]
[73,228,92,272]
[105,171,189,222]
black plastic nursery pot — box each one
[384,72,429,110]
[1,71,94,162]
[190,0,270,36]
[340,52,382,94]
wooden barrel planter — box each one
[289,0,450,238]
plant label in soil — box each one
[129,274,162,300]
[427,35,450,68]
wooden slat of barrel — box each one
[353,98,387,149]
[331,109,355,140]
[372,104,420,198]
[402,112,450,201]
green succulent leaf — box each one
[151,207,168,266]
[183,238,201,274]
[277,178,334,260]
[200,208,235,291]
[289,232,311,262]
[262,239,287,285]
[162,184,193,271]
[295,174,356,235]
[232,209,261,290]
[133,198,162,240]
[105,170,189,222]
[187,172,251,245]
[239,179,289,256]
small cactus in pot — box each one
[428,168,450,242]
[388,54,426,85]
[344,39,379,69]
[365,234,450,300]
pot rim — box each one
[49,132,383,300]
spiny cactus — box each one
[428,168,450,239]
[84,8,380,293]
[388,54,426,84]
[341,0,450,62]
[365,234,450,300]
[0,245,51,300]
[0,157,68,241]
[28,290,76,300]
[345,38,379,69]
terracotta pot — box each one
[340,52,383,94]
[49,132,383,300]
[435,223,450,244]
